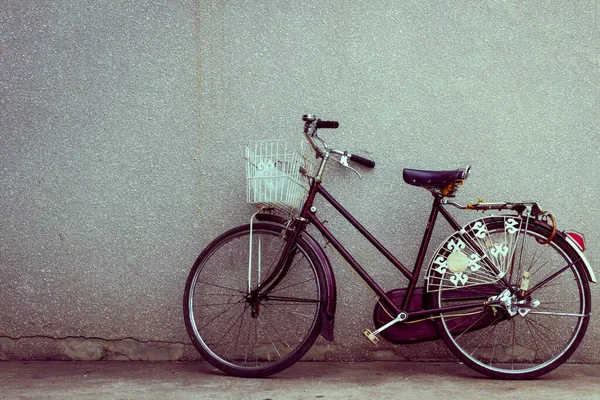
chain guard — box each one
[372,288,440,344]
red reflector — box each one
[566,231,586,251]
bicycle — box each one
[183,115,595,379]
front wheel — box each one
[428,216,591,379]
[183,222,326,377]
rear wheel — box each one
[183,222,326,377]
[428,216,591,379]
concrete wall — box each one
[1,1,599,362]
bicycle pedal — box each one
[363,329,379,345]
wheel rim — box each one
[187,228,322,372]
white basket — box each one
[246,140,310,214]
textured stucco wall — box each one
[1,1,599,363]
[1,1,202,360]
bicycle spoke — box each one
[197,298,247,331]
[264,295,320,304]
[256,314,282,360]
[268,277,318,294]
[213,305,249,349]
[528,260,579,295]
[198,280,245,295]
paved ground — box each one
[2,361,599,399]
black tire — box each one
[428,216,591,379]
[183,222,326,377]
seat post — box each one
[401,194,442,310]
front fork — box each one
[246,215,305,318]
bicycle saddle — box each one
[402,169,466,188]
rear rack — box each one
[444,200,545,217]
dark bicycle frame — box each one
[259,174,512,323]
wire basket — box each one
[246,140,311,215]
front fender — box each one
[255,214,337,341]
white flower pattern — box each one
[426,216,521,291]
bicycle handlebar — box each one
[302,114,376,170]
[316,120,339,129]
[349,154,376,168]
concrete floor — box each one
[2,361,599,399]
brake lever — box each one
[340,152,362,179]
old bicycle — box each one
[184,115,595,379]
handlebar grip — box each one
[349,154,375,168]
[316,119,339,129]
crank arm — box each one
[363,312,408,344]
